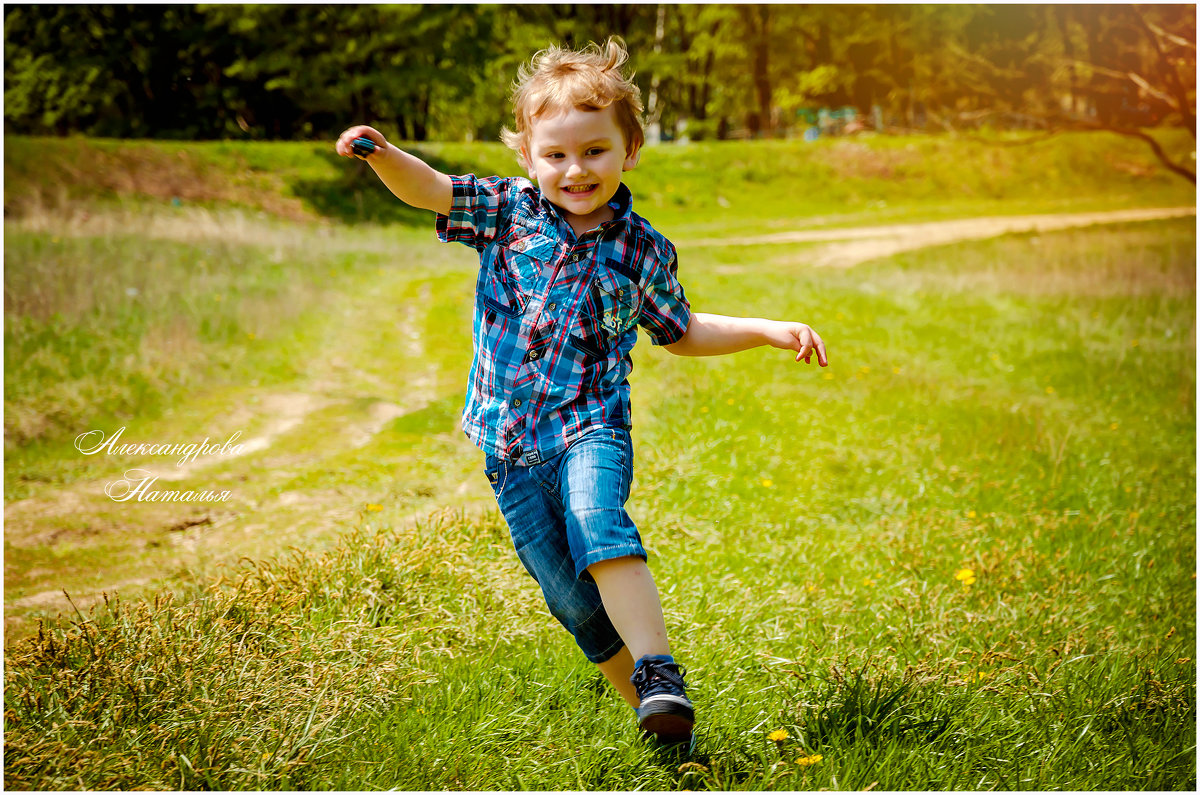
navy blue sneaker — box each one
[631,655,694,746]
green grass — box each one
[5,129,1195,234]
[3,134,1195,789]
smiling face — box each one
[521,105,641,234]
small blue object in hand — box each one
[351,137,378,158]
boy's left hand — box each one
[768,322,828,366]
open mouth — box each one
[562,184,597,194]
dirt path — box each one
[6,204,1193,638]
[684,206,1196,268]
[3,271,495,640]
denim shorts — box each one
[484,425,645,663]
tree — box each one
[4,1,1194,170]
[939,4,1196,183]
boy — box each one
[336,38,827,747]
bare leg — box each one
[597,646,639,707]
[587,555,671,661]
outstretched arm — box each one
[335,125,453,215]
[663,312,828,366]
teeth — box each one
[564,185,594,193]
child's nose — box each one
[566,160,587,178]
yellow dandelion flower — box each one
[365,503,383,512]
[863,577,876,586]
[727,398,736,405]
[967,510,977,519]
[806,583,818,593]
[762,478,774,488]
[247,332,257,341]
[954,568,976,586]
[797,754,823,767]
[700,406,710,414]
[860,365,871,374]
[893,366,902,375]
[1045,385,1055,395]
[1110,422,1119,430]
[767,729,789,742]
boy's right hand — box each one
[336,126,388,160]
[332,125,453,215]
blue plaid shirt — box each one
[436,174,691,466]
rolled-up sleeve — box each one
[638,241,691,346]
[436,174,512,252]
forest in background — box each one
[4,4,1195,162]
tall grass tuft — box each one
[3,509,520,790]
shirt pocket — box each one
[593,267,641,338]
[480,258,526,319]
[480,233,553,320]
[498,229,556,286]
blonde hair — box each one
[500,37,645,158]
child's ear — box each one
[623,144,642,171]
[518,146,535,179]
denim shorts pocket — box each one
[612,427,634,484]
[484,457,508,498]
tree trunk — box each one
[741,5,772,137]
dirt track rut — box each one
[684,206,1196,268]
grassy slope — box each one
[5,128,1195,233]
[3,132,1196,789]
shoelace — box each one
[631,660,688,698]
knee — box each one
[544,586,603,632]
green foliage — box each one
[4,4,1195,153]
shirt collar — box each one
[537,182,633,231]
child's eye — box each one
[587,148,606,156]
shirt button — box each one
[512,398,522,408]
[547,303,557,311]
[528,350,540,360]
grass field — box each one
[3,132,1196,789]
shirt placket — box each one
[503,234,565,465]
[505,193,630,466]
[513,232,603,465]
